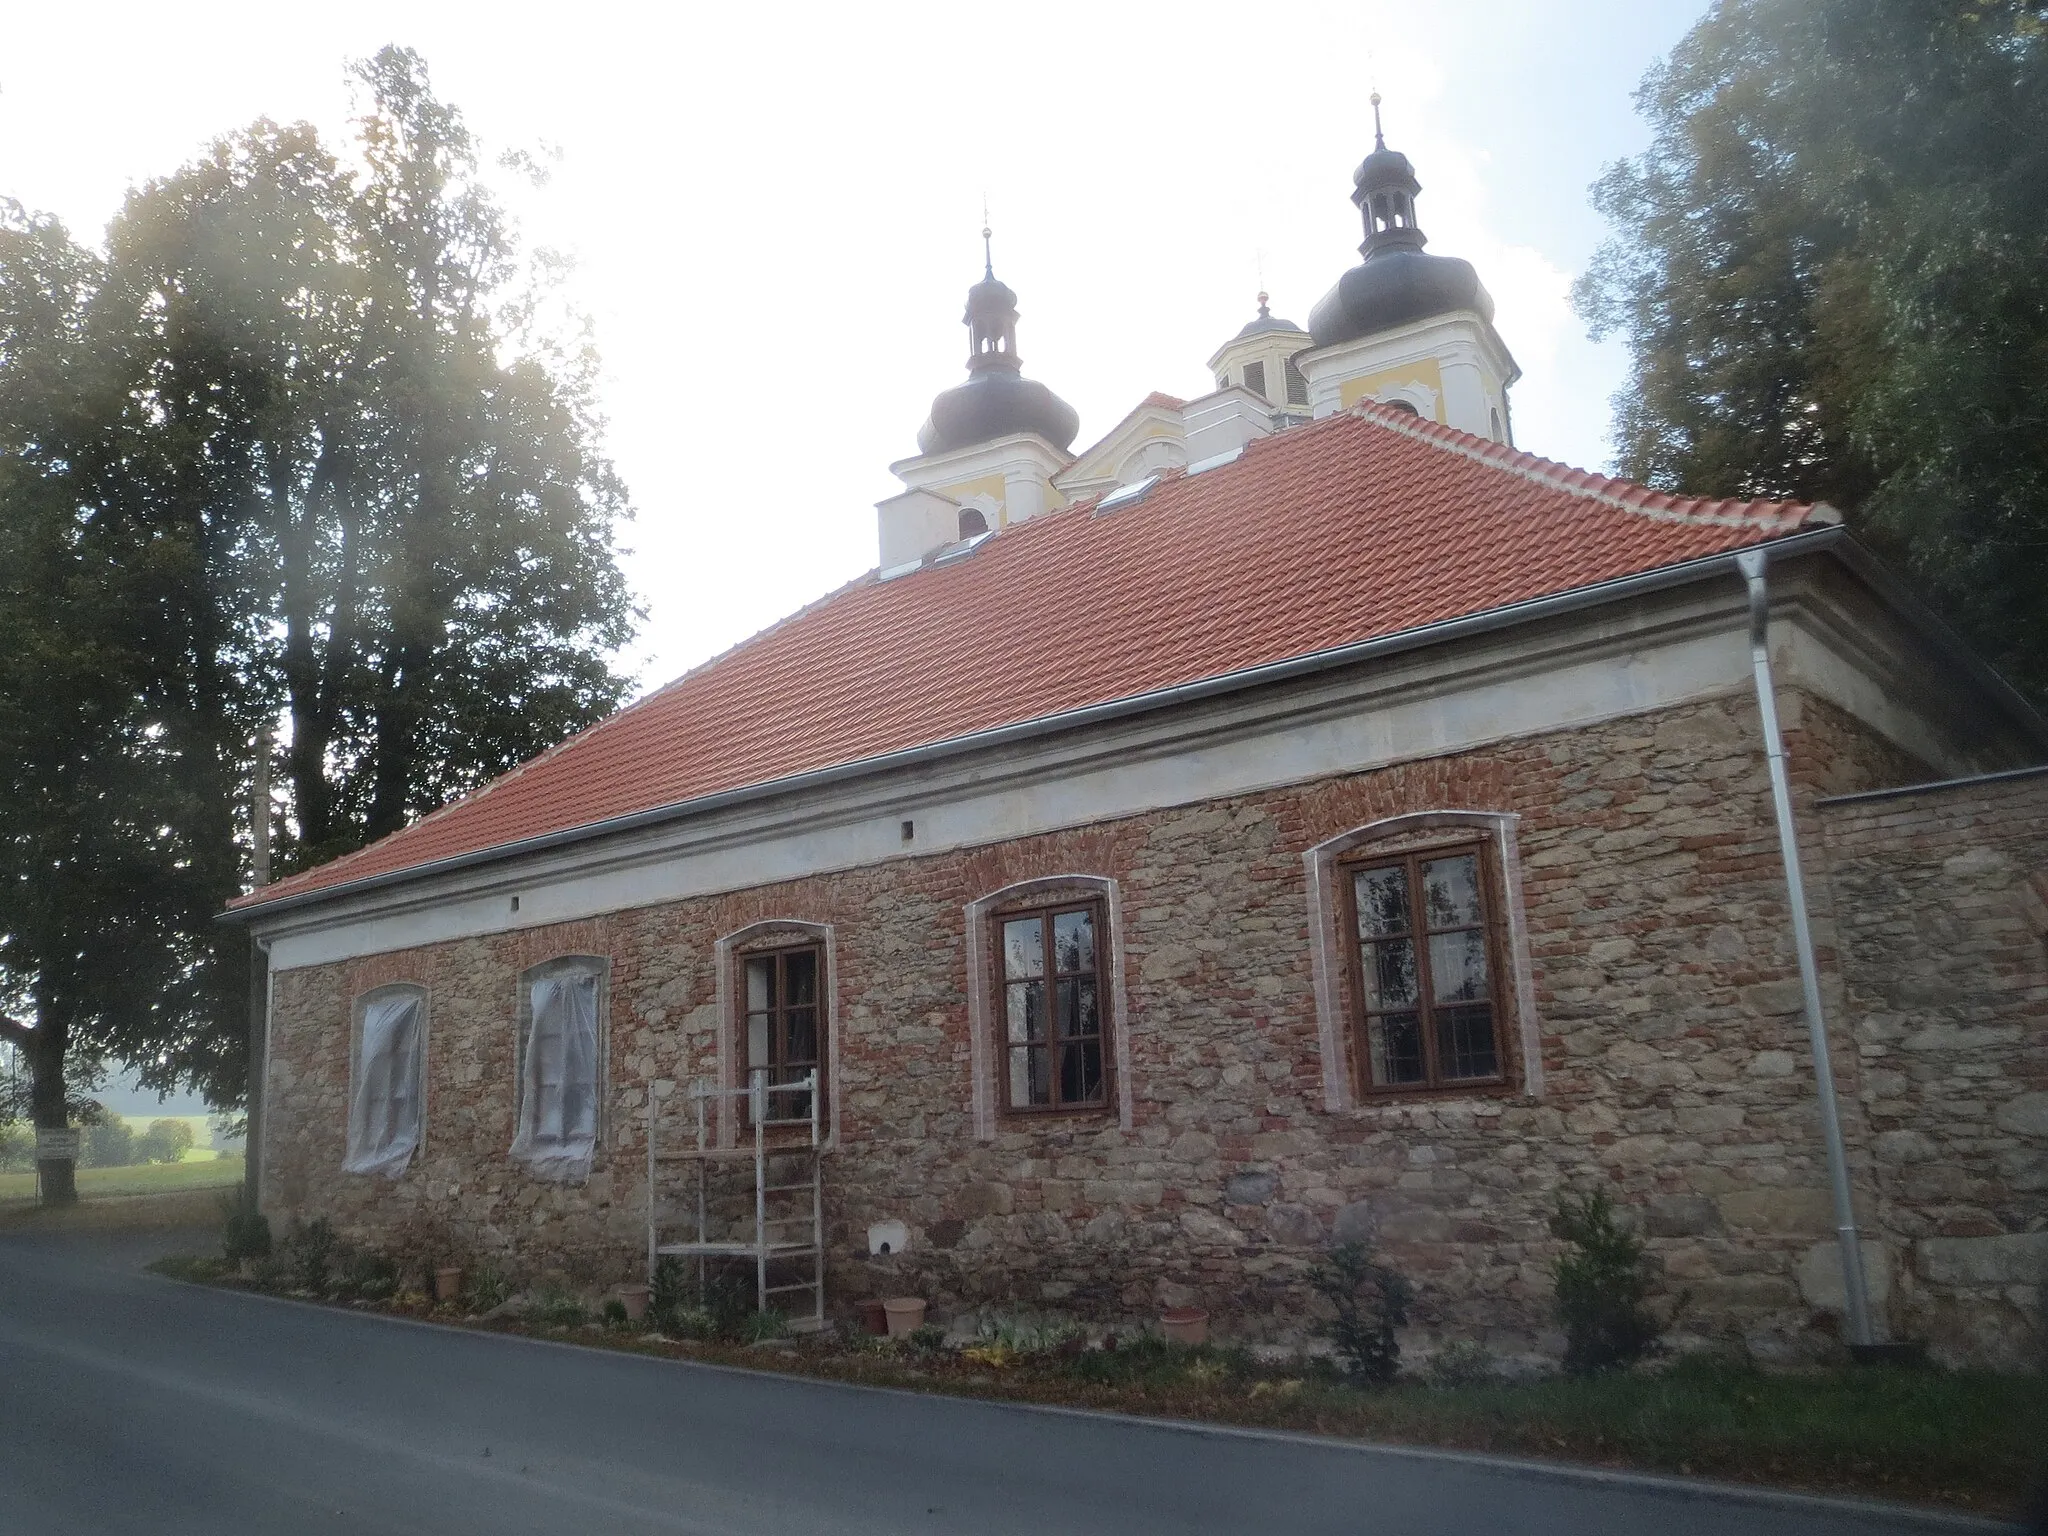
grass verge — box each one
[0,1156,245,1206]
[143,1250,2044,1517]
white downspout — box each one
[1735,547,1875,1347]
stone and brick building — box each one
[229,122,2048,1368]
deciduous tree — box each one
[1577,0,2048,698]
[0,48,637,1203]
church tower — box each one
[1298,97,1519,443]
[1206,293,1313,429]
[878,234,1081,574]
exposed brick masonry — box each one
[262,692,2037,1366]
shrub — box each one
[601,1298,629,1328]
[279,1216,340,1296]
[1309,1240,1412,1387]
[136,1118,196,1164]
[529,1284,590,1328]
[82,1113,136,1168]
[333,1249,399,1303]
[0,1120,33,1172]
[1426,1338,1501,1388]
[1550,1186,1680,1375]
[221,1204,273,1264]
[907,1322,947,1354]
[701,1266,756,1342]
[464,1266,513,1315]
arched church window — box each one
[959,507,988,539]
[1381,397,1420,416]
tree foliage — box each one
[1577,0,2048,699]
[1550,1187,1677,1375]
[1309,1240,1413,1386]
[0,48,636,1185]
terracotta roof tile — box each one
[235,404,1815,911]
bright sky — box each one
[4,0,1703,697]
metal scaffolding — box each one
[645,1069,823,1331]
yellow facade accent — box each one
[937,473,1008,504]
[1339,358,1447,417]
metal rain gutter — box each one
[225,527,1849,926]
[1735,545,1876,1348]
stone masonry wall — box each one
[1820,768,2048,1369]
[260,689,2028,1364]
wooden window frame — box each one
[990,896,1114,1118]
[1338,838,1513,1100]
[734,941,827,1131]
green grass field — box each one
[0,1154,245,1204]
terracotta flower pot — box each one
[882,1296,927,1337]
[858,1298,890,1336]
[433,1266,464,1304]
[616,1284,650,1322]
[1160,1306,1209,1347]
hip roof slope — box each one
[236,405,1813,910]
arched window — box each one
[715,920,837,1147]
[344,983,427,1178]
[1303,813,1540,1109]
[1381,397,1420,416]
[964,876,1132,1138]
[511,955,609,1182]
[958,507,988,539]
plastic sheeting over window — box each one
[510,967,601,1182]
[343,990,425,1178]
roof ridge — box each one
[1344,400,1814,532]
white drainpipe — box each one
[1735,547,1875,1347]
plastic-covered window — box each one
[511,965,602,1182]
[344,988,425,1178]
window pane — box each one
[745,956,773,1012]
[1003,917,1044,979]
[1060,1039,1104,1105]
[1421,853,1483,929]
[1362,938,1418,1010]
[1010,1045,1050,1107]
[1367,1012,1426,1086]
[784,1005,818,1066]
[1353,866,1411,937]
[1006,979,1045,1044]
[1052,907,1095,975]
[784,949,818,1007]
[747,1011,770,1070]
[1428,928,1490,1002]
[1437,1004,1500,1079]
[1061,976,1099,1039]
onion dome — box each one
[1233,291,1306,340]
[1307,95,1497,348]
[917,238,1080,456]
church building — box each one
[229,109,2048,1369]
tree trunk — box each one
[244,932,267,1212]
[26,1006,75,1208]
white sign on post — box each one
[35,1128,81,1161]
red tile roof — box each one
[234,405,1818,912]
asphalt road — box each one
[0,1231,2015,1536]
